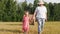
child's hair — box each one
[24,10,30,17]
[24,10,29,14]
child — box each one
[22,11,30,34]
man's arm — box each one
[33,7,37,18]
[33,8,37,22]
[33,11,36,23]
[46,13,47,21]
[45,7,47,21]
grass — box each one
[0,22,60,34]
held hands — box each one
[29,15,35,25]
[33,15,35,23]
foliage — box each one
[0,0,60,21]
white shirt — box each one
[35,6,47,19]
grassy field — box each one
[0,22,60,34]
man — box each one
[34,0,47,34]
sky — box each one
[16,0,60,4]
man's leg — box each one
[37,18,42,34]
[41,19,45,32]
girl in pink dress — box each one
[22,11,30,34]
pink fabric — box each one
[22,15,29,32]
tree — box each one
[48,3,54,21]
[33,0,39,14]
[0,0,17,21]
[0,0,7,21]
[44,2,50,21]
[27,3,33,14]
[54,3,60,21]
[21,1,27,10]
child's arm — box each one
[29,16,31,24]
[32,15,35,23]
[22,15,25,23]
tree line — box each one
[0,0,60,22]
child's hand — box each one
[32,16,35,23]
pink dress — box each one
[22,15,29,32]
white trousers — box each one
[36,18,45,32]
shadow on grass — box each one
[5,24,34,26]
[0,29,22,33]
[4,24,22,26]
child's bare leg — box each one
[24,32,26,34]
[24,30,27,34]
[24,31,29,34]
[24,32,27,34]
[26,31,29,34]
